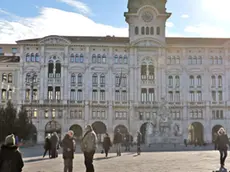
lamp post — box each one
[25,71,38,135]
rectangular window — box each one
[218,91,223,101]
[101,111,106,119]
[77,90,83,101]
[70,89,75,100]
[190,91,195,101]
[25,89,30,100]
[139,112,144,120]
[33,89,38,100]
[121,90,127,101]
[55,87,61,100]
[168,91,173,102]
[100,90,105,101]
[197,91,202,101]
[175,91,180,102]
[52,109,56,118]
[141,88,147,102]
[92,90,97,101]
[44,110,49,118]
[48,86,53,100]
[12,48,17,54]
[1,89,6,100]
[145,112,150,120]
[212,91,216,101]
[92,111,97,119]
[8,89,12,100]
[148,88,154,102]
[115,90,120,101]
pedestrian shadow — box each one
[133,154,140,157]
[24,157,50,163]
[94,155,117,161]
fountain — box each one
[145,98,183,145]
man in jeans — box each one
[81,125,97,172]
[61,130,75,172]
[113,129,123,156]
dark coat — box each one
[0,145,24,172]
[61,134,75,159]
[50,133,59,150]
[103,136,112,150]
[215,133,229,150]
[113,132,123,144]
[44,137,51,150]
[137,133,142,146]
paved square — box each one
[22,151,230,172]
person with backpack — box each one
[0,134,24,172]
[215,127,230,169]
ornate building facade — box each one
[0,0,229,143]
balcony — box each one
[141,79,155,85]
[44,99,63,104]
[187,101,206,107]
[209,101,225,106]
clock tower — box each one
[124,0,171,45]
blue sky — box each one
[0,0,230,43]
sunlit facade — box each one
[0,0,229,144]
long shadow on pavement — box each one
[94,155,118,161]
[24,157,50,163]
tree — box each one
[16,106,30,140]
[0,107,5,142]
[4,101,17,135]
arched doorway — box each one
[69,124,83,142]
[45,120,61,139]
[188,122,204,144]
[140,122,154,144]
[212,125,223,143]
[92,121,107,143]
[114,125,128,135]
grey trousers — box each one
[64,158,73,172]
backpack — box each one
[0,160,12,172]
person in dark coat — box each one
[0,134,24,172]
[43,134,51,158]
[124,133,131,152]
[50,132,59,158]
[103,133,112,157]
[113,129,123,156]
[61,130,75,172]
[215,127,230,168]
[137,131,142,155]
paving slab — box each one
[22,151,229,172]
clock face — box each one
[141,11,153,22]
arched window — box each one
[71,74,76,83]
[114,55,118,64]
[119,55,123,64]
[8,73,12,83]
[75,54,79,63]
[141,27,145,35]
[211,75,216,86]
[197,75,202,86]
[2,73,7,82]
[150,27,154,35]
[156,27,160,35]
[70,54,74,62]
[26,53,30,62]
[77,74,82,85]
[189,76,194,86]
[218,75,222,87]
[146,27,149,35]
[48,60,54,77]
[100,74,105,85]
[92,73,98,85]
[26,73,30,83]
[31,53,35,62]
[122,75,127,87]
[102,54,106,64]
[141,63,147,80]
[148,65,154,80]
[55,61,61,77]
[168,76,173,86]
[80,54,84,63]
[135,27,139,35]
[115,74,120,86]
[35,53,39,62]
[97,54,101,63]
[175,76,180,87]
[124,55,128,64]
[92,54,96,63]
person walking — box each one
[113,129,123,156]
[137,131,142,155]
[43,134,51,158]
[81,125,97,172]
[0,134,24,172]
[215,127,230,168]
[124,133,130,152]
[61,130,75,172]
[102,133,112,158]
[50,132,59,158]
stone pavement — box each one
[22,151,229,172]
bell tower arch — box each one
[124,0,171,44]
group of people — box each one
[43,132,60,159]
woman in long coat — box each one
[103,133,112,157]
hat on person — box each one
[5,134,15,146]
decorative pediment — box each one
[38,36,71,45]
